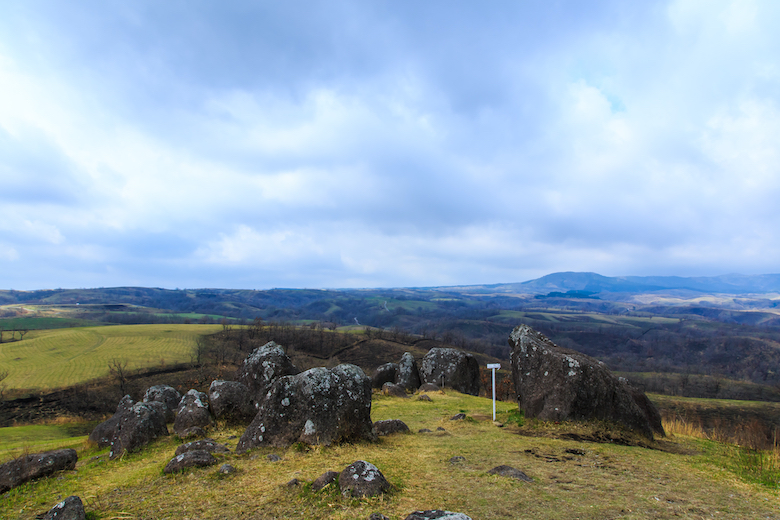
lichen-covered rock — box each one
[209,380,256,425]
[236,364,376,451]
[508,325,661,439]
[142,385,182,423]
[163,449,217,474]
[174,439,230,456]
[0,449,78,494]
[235,341,299,403]
[381,382,408,398]
[395,352,421,391]
[89,395,133,448]
[374,419,410,436]
[42,495,86,520]
[404,511,472,520]
[173,389,213,436]
[339,460,391,498]
[372,363,398,389]
[487,465,532,482]
[420,348,480,396]
[108,401,169,459]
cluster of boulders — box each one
[373,348,480,397]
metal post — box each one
[487,363,500,422]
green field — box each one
[0,324,223,391]
[0,391,778,519]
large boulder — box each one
[142,385,182,423]
[372,363,399,389]
[173,389,213,436]
[208,380,255,425]
[235,341,299,403]
[0,449,78,494]
[508,325,662,439]
[236,364,376,451]
[419,348,480,396]
[395,352,421,391]
[89,395,133,448]
[108,401,169,459]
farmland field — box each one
[0,324,223,391]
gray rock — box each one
[420,348,480,395]
[286,478,302,487]
[417,383,441,393]
[92,398,168,460]
[487,465,532,482]
[395,352,422,391]
[142,385,182,423]
[235,341,299,403]
[177,426,207,440]
[381,382,408,398]
[174,439,230,456]
[449,456,466,464]
[218,464,236,475]
[89,395,134,448]
[417,394,432,402]
[163,450,217,474]
[372,362,399,389]
[267,454,282,462]
[0,449,78,494]
[236,364,376,450]
[450,413,466,421]
[312,470,339,491]
[208,380,256,425]
[418,428,432,433]
[369,514,390,520]
[339,460,391,498]
[173,389,213,436]
[374,419,410,436]
[42,495,86,520]
[508,325,662,439]
[404,511,472,520]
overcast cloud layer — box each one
[1,0,780,290]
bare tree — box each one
[17,329,29,341]
[108,359,130,396]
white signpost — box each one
[487,363,501,421]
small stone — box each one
[374,419,410,436]
[487,465,532,482]
[312,470,339,491]
[267,454,282,462]
[417,394,432,402]
[450,413,466,421]
[218,464,236,475]
[339,460,391,498]
[163,450,217,474]
[418,428,432,433]
[177,426,207,440]
[369,513,390,520]
[436,427,446,432]
[404,511,472,520]
[449,456,466,464]
[286,478,301,487]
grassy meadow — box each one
[0,324,223,391]
[1,391,779,519]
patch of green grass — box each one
[0,324,223,391]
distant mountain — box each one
[506,272,780,295]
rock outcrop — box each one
[89,397,168,459]
[395,352,421,391]
[209,380,256,425]
[235,341,299,403]
[0,449,78,494]
[420,348,480,395]
[372,363,399,389]
[173,389,213,436]
[236,364,376,450]
[142,385,182,423]
[508,325,663,439]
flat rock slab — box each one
[487,465,532,482]
[312,470,339,491]
[339,460,391,498]
[0,449,78,494]
[164,450,217,474]
[374,419,410,436]
[404,511,473,520]
[41,495,86,520]
[174,439,230,456]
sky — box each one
[1,0,780,290]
